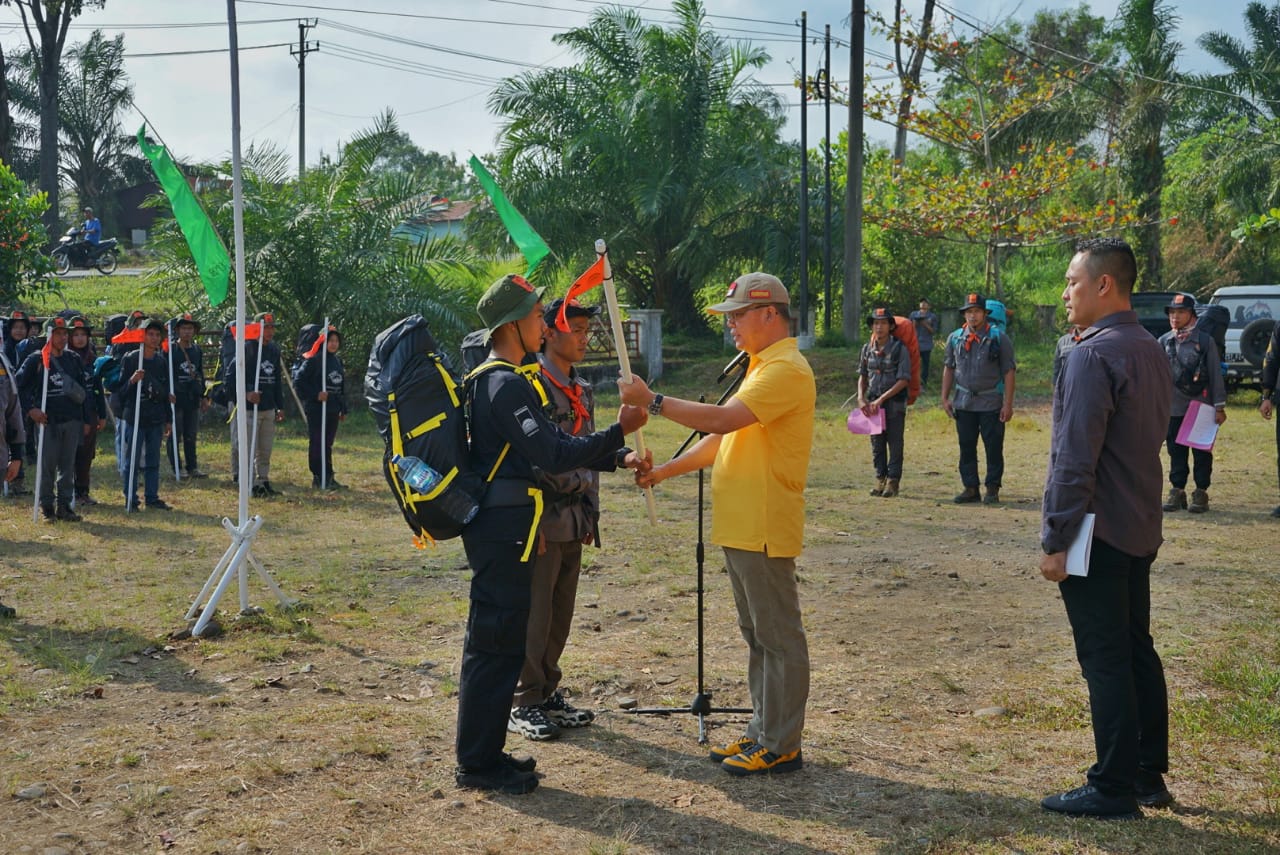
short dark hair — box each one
[1074,237,1136,294]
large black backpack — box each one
[365,315,487,545]
[291,323,325,383]
[1195,304,1229,359]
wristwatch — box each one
[615,446,633,469]
[648,393,664,416]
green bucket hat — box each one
[477,273,545,341]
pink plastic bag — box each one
[846,408,885,435]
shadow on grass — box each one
[1,620,225,696]
[553,724,1279,854]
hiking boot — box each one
[55,505,82,522]
[1136,772,1174,808]
[75,492,98,506]
[502,752,536,773]
[455,764,538,795]
[1040,784,1140,820]
[954,486,980,504]
[125,496,141,512]
[881,478,899,498]
[507,705,561,741]
[708,735,758,762]
[251,484,269,498]
[324,479,345,491]
[188,469,209,479]
[9,481,28,496]
[1188,489,1209,514]
[148,499,172,511]
[1162,487,1187,512]
[263,481,280,496]
[0,601,15,619]
[869,477,886,497]
[982,487,1001,505]
[540,690,594,727]
[721,742,803,777]
[40,505,56,524]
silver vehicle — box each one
[1208,285,1280,388]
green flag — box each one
[468,155,550,278]
[137,126,230,307]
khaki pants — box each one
[230,407,276,486]
[722,547,810,755]
[512,539,583,708]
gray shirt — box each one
[1156,323,1227,417]
[909,310,939,351]
[1041,310,1172,557]
[944,323,1016,411]
[859,336,911,415]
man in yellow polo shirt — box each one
[618,272,816,776]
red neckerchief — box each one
[1174,320,1196,344]
[540,366,590,433]
[964,322,990,351]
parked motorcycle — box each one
[51,227,119,275]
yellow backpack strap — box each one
[519,487,544,563]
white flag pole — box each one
[595,239,657,526]
[30,354,48,523]
[126,346,144,511]
[319,317,329,489]
[167,321,181,482]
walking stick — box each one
[126,347,144,511]
[167,321,181,482]
[319,317,328,489]
[596,239,657,525]
[247,330,264,488]
[31,352,49,523]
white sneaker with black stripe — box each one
[508,705,561,741]
[540,690,595,727]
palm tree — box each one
[1111,0,1182,290]
[147,112,484,355]
[1198,1,1280,122]
[488,0,790,334]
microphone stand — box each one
[628,350,752,744]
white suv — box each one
[1208,285,1280,388]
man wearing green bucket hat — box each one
[453,273,648,795]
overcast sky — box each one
[0,0,1254,174]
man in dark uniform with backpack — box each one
[1158,293,1227,514]
[455,273,647,795]
[1260,320,1280,518]
[3,310,32,495]
[169,313,209,479]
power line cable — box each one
[127,42,293,59]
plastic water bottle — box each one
[391,454,442,494]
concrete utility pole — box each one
[290,19,319,178]
[799,11,809,338]
[842,0,865,344]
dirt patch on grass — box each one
[1,400,1277,854]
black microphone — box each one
[716,349,749,384]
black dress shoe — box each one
[455,764,538,794]
[502,752,536,773]
[1041,785,1140,819]
[1136,773,1174,808]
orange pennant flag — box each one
[557,256,606,331]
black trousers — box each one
[919,348,932,385]
[305,405,340,483]
[1059,538,1168,797]
[954,408,1004,488]
[870,408,905,479]
[169,403,201,474]
[455,534,531,772]
[1165,416,1212,490]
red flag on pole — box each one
[556,256,607,331]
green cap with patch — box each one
[477,273,545,340]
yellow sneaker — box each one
[707,735,756,762]
[721,742,803,776]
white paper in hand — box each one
[1066,513,1096,577]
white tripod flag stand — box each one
[186,0,294,636]
[596,239,658,526]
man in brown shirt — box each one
[1039,238,1174,819]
